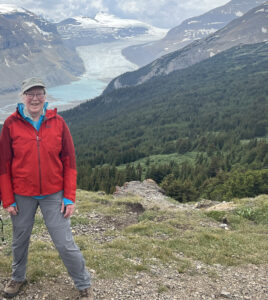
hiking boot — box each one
[79,287,94,300]
[3,279,27,298]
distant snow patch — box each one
[262,27,267,33]
[209,52,215,58]
[0,4,25,14]
[24,22,51,36]
[197,29,216,35]
[69,13,167,38]
[235,11,243,17]
[181,38,191,42]
[187,20,200,25]
[24,21,36,28]
[255,8,265,13]
[72,16,99,28]
[4,57,10,67]
[185,28,216,38]
[208,22,224,25]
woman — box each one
[0,77,93,299]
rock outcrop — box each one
[114,179,194,210]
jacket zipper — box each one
[16,113,52,195]
[36,135,43,195]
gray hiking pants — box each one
[11,192,91,290]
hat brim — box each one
[22,83,46,94]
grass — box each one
[0,191,267,283]
[131,152,197,166]
[157,284,170,293]
[117,152,198,178]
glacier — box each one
[46,33,167,110]
[0,28,167,122]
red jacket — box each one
[0,108,77,208]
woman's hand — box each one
[61,202,75,218]
[5,205,18,216]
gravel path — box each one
[1,262,267,299]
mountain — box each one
[62,42,268,165]
[104,2,268,94]
[122,0,267,66]
[62,42,268,196]
[56,12,167,48]
[0,4,84,95]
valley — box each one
[0,7,167,123]
[0,2,267,298]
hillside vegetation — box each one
[61,42,268,200]
[0,191,268,298]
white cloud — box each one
[0,0,230,28]
[91,0,106,11]
[117,0,167,14]
[119,1,141,13]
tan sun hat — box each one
[21,77,46,94]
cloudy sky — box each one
[0,0,230,28]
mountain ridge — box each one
[104,2,268,94]
[0,4,84,95]
[122,0,267,66]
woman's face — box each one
[23,87,46,116]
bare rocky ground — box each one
[1,262,268,299]
[1,180,267,299]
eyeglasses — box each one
[25,92,45,99]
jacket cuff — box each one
[63,198,74,206]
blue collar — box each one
[17,102,48,131]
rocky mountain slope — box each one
[0,4,84,95]
[56,12,167,49]
[122,0,267,66]
[105,2,268,93]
